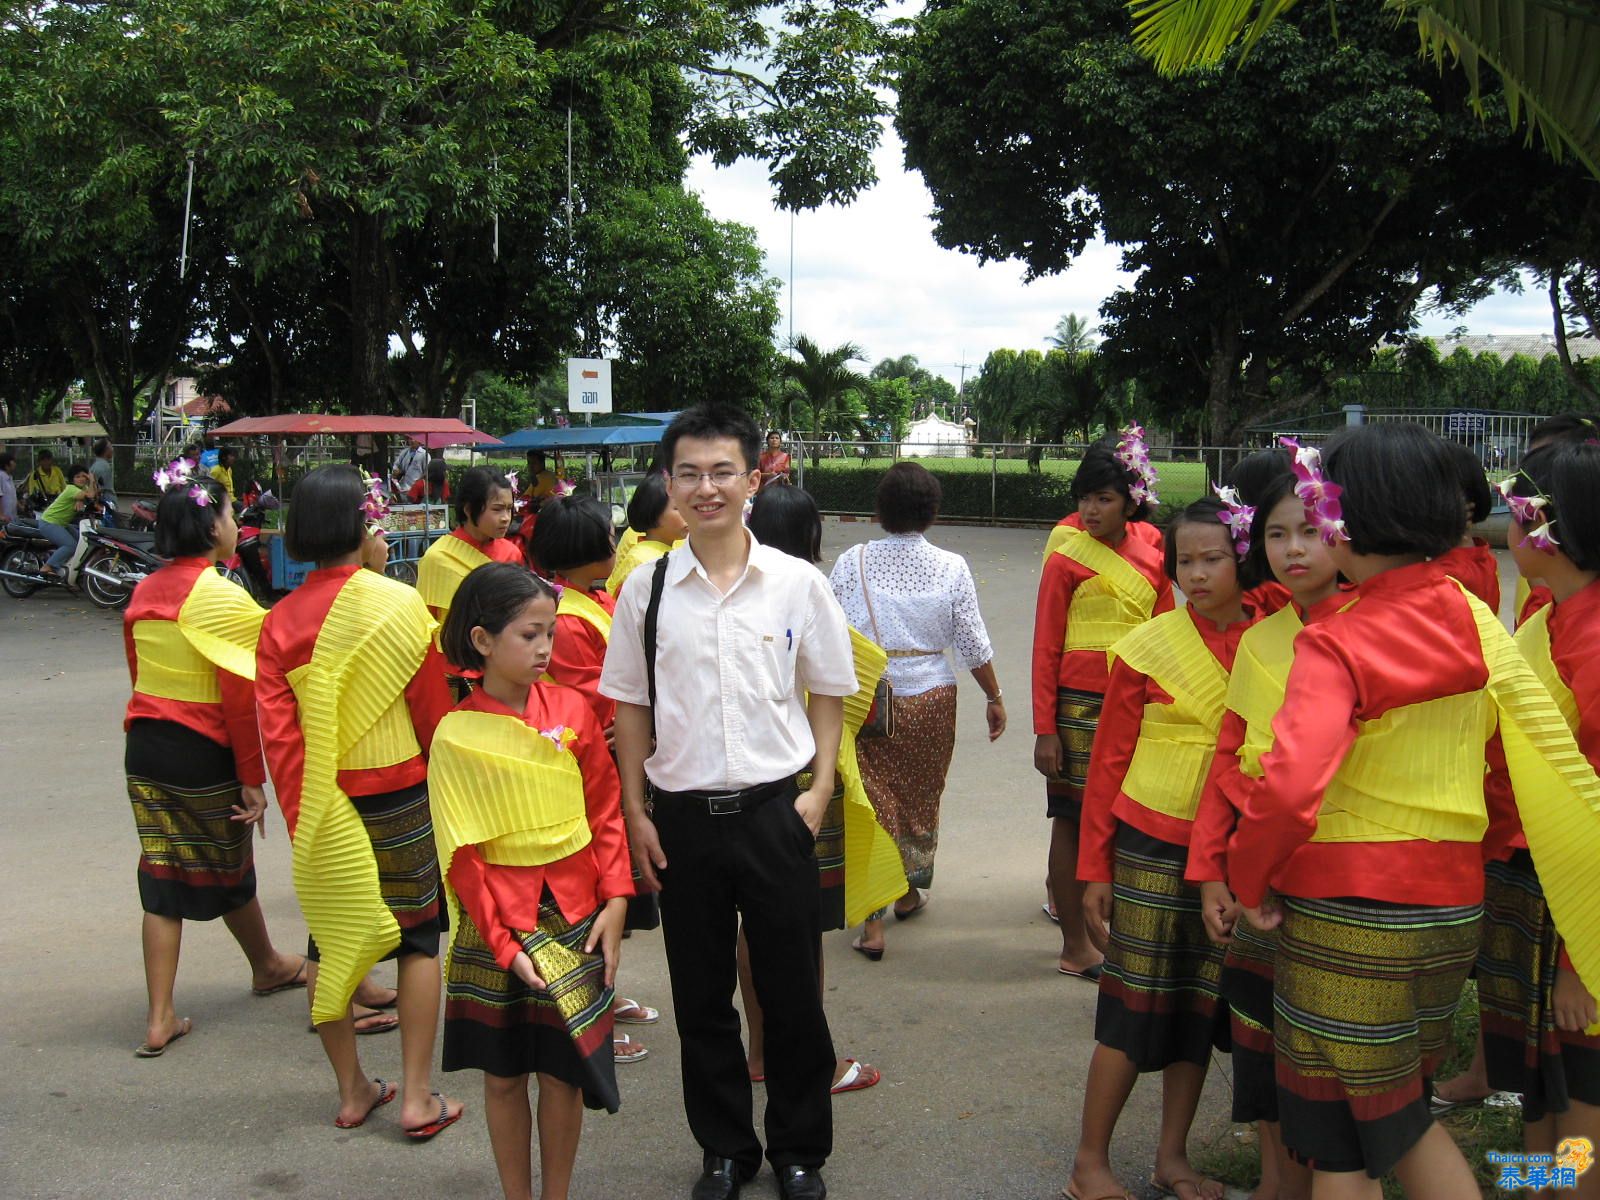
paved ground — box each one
[5,521,1513,1199]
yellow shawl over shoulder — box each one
[1057,531,1159,653]
[293,570,437,1025]
[428,709,591,961]
[841,627,909,925]
[416,533,491,614]
[134,567,266,701]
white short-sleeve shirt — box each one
[600,531,857,793]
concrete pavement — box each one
[2,520,1257,1199]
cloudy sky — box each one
[684,125,1552,390]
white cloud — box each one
[687,126,1547,386]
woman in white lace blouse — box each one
[828,462,1006,959]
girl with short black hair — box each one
[606,473,687,595]
[257,463,463,1136]
[1431,439,1501,611]
[1032,430,1173,980]
[1065,496,1255,1200]
[122,472,303,1057]
[431,562,633,1200]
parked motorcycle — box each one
[0,516,107,601]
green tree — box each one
[896,0,1558,444]
[1047,313,1097,353]
[863,376,914,441]
[782,336,869,440]
[1127,0,1600,179]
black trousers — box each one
[653,779,834,1174]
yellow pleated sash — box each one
[1514,604,1580,733]
[840,627,909,925]
[287,661,422,773]
[557,586,613,641]
[1226,603,1303,776]
[416,533,490,613]
[1057,531,1159,653]
[1465,588,1600,1032]
[1110,609,1229,823]
[1515,573,1532,620]
[292,570,436,1025]
[606,537,671,596]
[429,708,593,959]
[132,567,267,702]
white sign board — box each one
[567,358,613,414]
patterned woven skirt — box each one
[442,893,619,1113]
[812,778,846,931]
[1095,825,1228,1072]
[1273,895,1481,1177]
[306,782,445,963]
[1220,921,1280,1123]
[856,684,957,900]
[1479,850,1600,1121]
[126,719,255,921]
[1047,688,1102,820]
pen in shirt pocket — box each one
[786,628,793,651]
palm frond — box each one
[1405,0,1600,180]
[1128,0,1307,74]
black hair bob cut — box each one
[1164,496,1262,591]
[749,483,823,563]
[1070,444,1151,522]
[1224,447,1291,508]
[531,495,615,574]
[876,461,942,534]
[1508,442,1600,572]
[661,403,762,475]
[285,464,368,564]
[1245,471,1301,583]
[439,562,557,674]
[455,465,513,527]
[1320,423,1465,558]
[1442,440,1494,525]
[625,471,673,534]
[154,478,230,559]
[1528,413,1600,453]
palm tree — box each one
[1047,313,1097,354]
[1128,0,1600,179]
[782,335,869,441]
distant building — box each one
[1423,332,1599,361]
[901,414,970,457]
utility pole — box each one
[955,353,970,419]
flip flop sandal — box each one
[403,1091,463,1141]
[830,1058,881,1094]
[252,956,309,996]
[306,1009,400,1036]
[1057,963,1104,981]
[613,997,660,1024]
[613,1032,650,1064]
[1043,902,1061,924]
[334,1078,396,1129]
[1150,1176,1221,1200]
[893,890,930,921]
[1060,1188,1134,1200]
[134,1016,193,1058]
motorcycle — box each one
[225,484,277,601]
[0,515,110,602]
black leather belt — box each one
[650,776,795,816]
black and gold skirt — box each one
[1047,687,1102,820]
[1220,920,1279,1123]
[442,893,619,1113]
[307,782,445,963]
[1273,894,1480,1178]
[126,719,255,921]
[1095,824,1228,1072]
[1479,850,1600,1121]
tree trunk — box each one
[1205,319,1243,446]
[349,210,390,415]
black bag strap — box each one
[643,553,670,733]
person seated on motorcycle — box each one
[37,461,96,580]
[0,453,18,525]
[90,439,119,528]
[209,447,237,503]
[23,450,66,511]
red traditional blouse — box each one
[123,558,266,786]
[1077,606,1253,882]
[546,585,617,729]
[255,565,451,835]
[1030,533,1174,734]
[446,683,634,969]
[1224,562,1519,909]
[1433,537,1501,613]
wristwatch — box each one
[985,692,1003,705]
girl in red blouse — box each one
[1065,498,1255,1200]
[432,564,632,1200]
[1484,443,1600,1178]
[1432,440,1502,613]
[123,476,305,1057]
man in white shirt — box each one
[390,440,428,497]
[600,405,854,1200]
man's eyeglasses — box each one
[671,469,751,489]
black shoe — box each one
[691,1156,746,1200]
[776,1165,827,1200]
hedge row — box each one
[801,458,1209,522]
